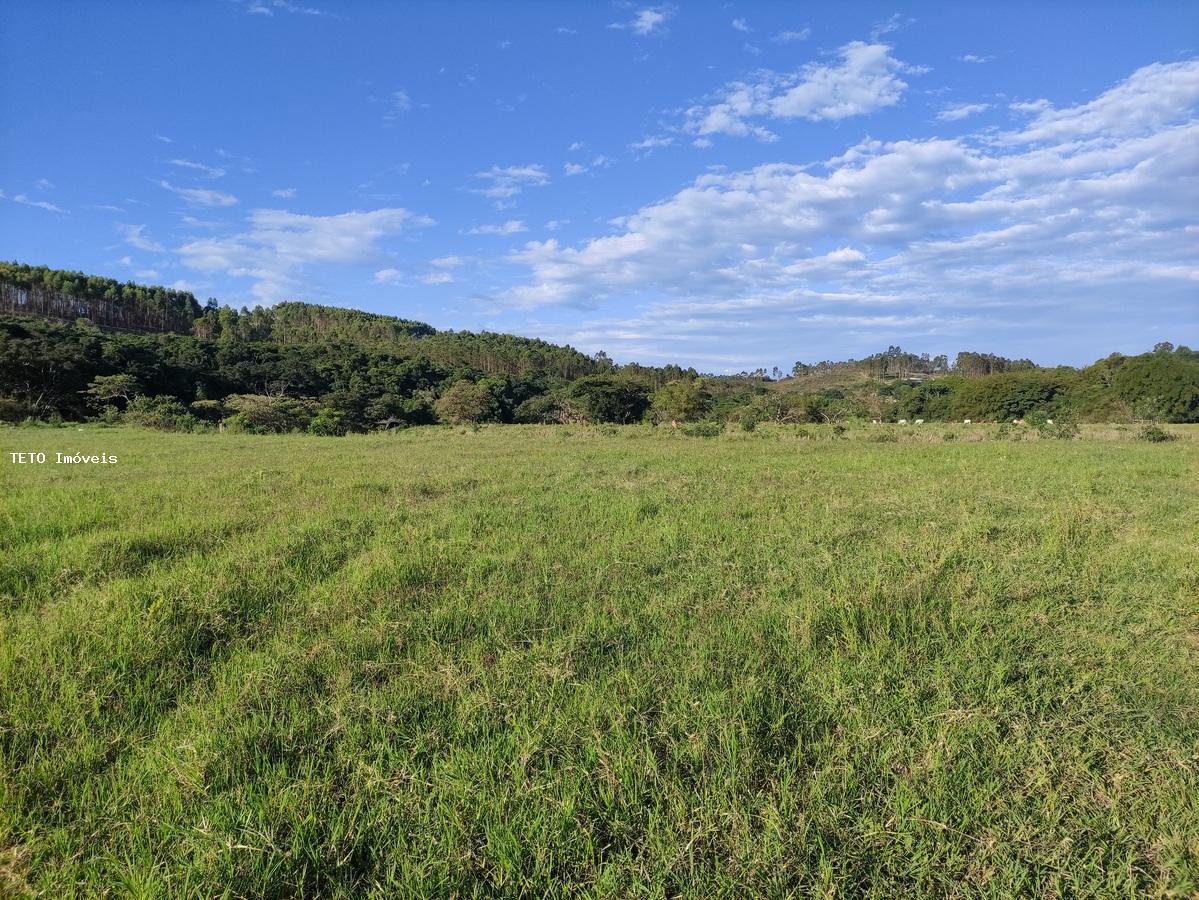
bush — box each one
[681,420,722,438]
[222,395,319,434]
[832,424,848,438]
[565,376,650,424]
[435,380,499,425]
[739,416,758,432]
[308,408,350,436]
[189,400,226,423]
[1038,419,1080,440]
[870,432,897,443]
[0,397,35,423]
[943,431,957,442]
[514,393,587,425]
[652,379,712,424]
[1138,424,1177,443]
[122,395,200,432]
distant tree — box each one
[565,375,650,423]
[83,373,139,405]
[651,378,712,424]
[1153,341,1175,354]
[434,380,499,425]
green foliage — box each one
[1,261,201,332]
[565,375,650,424]
[513,393,587,425]
[651,378,713,424]
[1138,424,1177,443]
[82,373,140,405]
[1038,418,1080,440]
[121,395,200,432]
[222,394,319,434]
[681,420,723,437]
[952,370,1073,421]
[1109,351,1199,423]
[434,380,499,425]
[307,408,350,436]
[0,397,33,422]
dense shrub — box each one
[1138,424,1177,443]
[434,380,499,425]
[681,420,722,438]
[953,371,1073,421]
[222,394,319,434]
[308,408,350,436]
[652,379,713,424]
[1038,419,1080,440]
[1109,353,1199,422]
[122,396,200,432]
[0,397,34,422]
[565,376,650,424]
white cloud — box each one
[1,190,65,213]
[470,164,550,200]
[564,162,587,176]
[159,180,238,207]
[134,268,161,280]
[170,159,226,178]
[630,135,674,151]
[382,89,413,124]
[772,28,811,44]
[501,57,1198,365]
[430,255,464,269]
[421,271,455,285]
[118,223,165,252]
[242,0,336,17]
[1002,57,1199,144]
[154,134,173,143]
[468,219,527,235]
[937,102,989,122]
[609,6,672,36]
[731,18,750,33]
[374,268,403,284]
[34,178,54,190]
[568,141,586,152]
[272,187,297,198]
[179,207,432,302]
[684,42,915,141]
[958,54,992,64]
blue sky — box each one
[1,1,1196,371]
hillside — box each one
[1,263,1197,429]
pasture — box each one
[1,424,1196,896]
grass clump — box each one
[1139,423,1177,442]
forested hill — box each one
[0,262,604,380]
[1,261,1196,432]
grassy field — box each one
[1,423,1197,897]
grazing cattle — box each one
[915,419,924,425]
[963,419,972,424]
[1046,419,1054,425]
[898,419,908,425]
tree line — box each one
[0,263,1196,432]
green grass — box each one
[2,424,1197,897]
